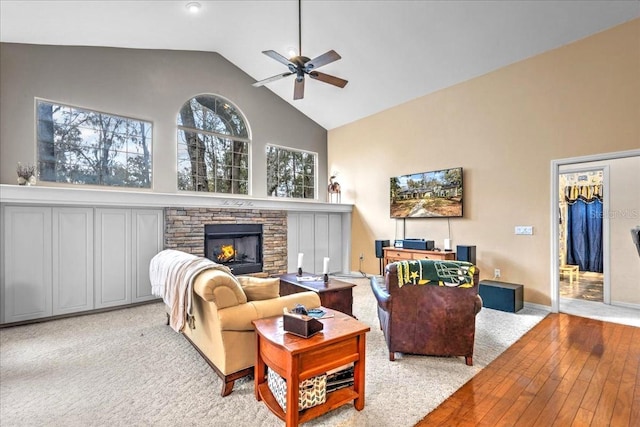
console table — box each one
[383,247,456,267]
[253,309,370,426]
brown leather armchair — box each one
[370,260,482,365]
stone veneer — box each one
[164,207,288,276]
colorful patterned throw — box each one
[395,259,476,288]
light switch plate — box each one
[515,226,533,235]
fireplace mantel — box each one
[0,185,353,213]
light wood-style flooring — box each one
[416,313,639,426]
[560,271,604,302]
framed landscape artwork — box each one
[390,167,463,218]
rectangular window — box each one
[266,145,316,199]
[36,100,152,188]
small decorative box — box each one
[283,313,323,338]
[267,368,326,412]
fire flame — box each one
[217,245,235,262]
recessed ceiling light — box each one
[186,2,201,13]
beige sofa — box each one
[181,268,320,396]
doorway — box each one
[550,149,640,325]
[558,169,604,303]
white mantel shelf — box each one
[0,185,353,213]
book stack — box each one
[325,364,354,393]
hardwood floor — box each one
[415,313,639,426]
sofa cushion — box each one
[237,276,280,301]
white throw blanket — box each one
[149,249,231,332]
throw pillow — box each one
[237,276,280,301]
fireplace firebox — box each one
[204,224,263,275]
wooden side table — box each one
[278,273,355,317]
[253,308,370,426]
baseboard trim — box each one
[0,298,162,329]
[524,301,552,312]
[611,300,640,310]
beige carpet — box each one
[0,277,547,427]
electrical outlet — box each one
[515,226,534,235]
[494,268,501,278]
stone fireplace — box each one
[164,208,287,275]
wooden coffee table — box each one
[253,308,369,427]
[278,273,355,317]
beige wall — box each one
[609,157,640,305]
[328,19,639,306]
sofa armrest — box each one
[218,291,320,331]
[193,269,248,309]
[252,292,321,320]
[370,276,391,311]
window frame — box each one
[34,97,154,189]
[266,143,318,200]
[176,94,251,195]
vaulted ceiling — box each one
[1,1,637,130]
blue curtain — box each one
[566,194,603,273]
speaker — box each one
[375,240,390,259]
[402,239,435,250]
[457,245,476,264]
[479,280,523,313]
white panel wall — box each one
[52,207,93,315]
[3,206,52,322]
[94,208,132,309]
[132,209,163,302]
[287,212,351,275]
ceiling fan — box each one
[252,0,348,100]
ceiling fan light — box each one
[185,2,201,13]
[287,46,297,58]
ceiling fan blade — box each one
[252,72,294,87]
[308,71,348,88]
[304,50,341,71]
[293,78,305,100]
[262,50,294,67]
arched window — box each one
[177,95,249,194]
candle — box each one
[297,253,304,269]
[323,257,330,274]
